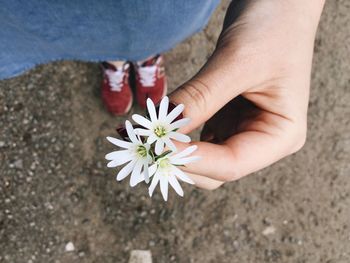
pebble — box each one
[0,141,5,147]
[30,162,36,170]
[65,242,75,252]
[13,159,23,169]
[128,250,152,263]
[262,226,276,236]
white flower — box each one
[105,120,152,186]
[132,96,191,155]
[148,145,200,201]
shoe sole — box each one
[162,77,168,98]
[121,95,133,115]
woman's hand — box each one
[169,0,325,189]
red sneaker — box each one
[134,55,167,108]
[101,62,133,115]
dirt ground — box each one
[0,1,349,262]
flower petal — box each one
[165,104,184,123]
[106,156,133,167]
[132,114,152,129]
[155,139,165,155]
[170,145,198,160]
[169,118,191,131]
[143,162,150,183]
[149,171,160,197]
[148,163,158,176]
[107,160,118,168]
[140,163,157,181]
[168,174,184,197]
[147,98,158,122]
[147,133,158,144]
[105,150,131,161]
[134,128,152,136]
[116,160,136,181]
[125,120,139,144]
[158,96,169,120]
[130,160,144,187]
[163,136,177,152]
[173,166,195,184]
[168,132,191,143]
[106,136,132,149]
[171,156,201,165]
[160,175,169,201]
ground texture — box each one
[0,1,349,262]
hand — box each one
[169,0,325,189]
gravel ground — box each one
[1,1,349,262]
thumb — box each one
[168,50,248,134]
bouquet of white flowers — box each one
[105,96,200,201]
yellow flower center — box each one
[136,145,147,158]
[159,158,170,168]
[154,125,167,137]
[159,158,171,176]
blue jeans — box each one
[0,0,220,79]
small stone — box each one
[13,159,23,169]
[148,240,155,247]
[129,250,152,263]
[262,226,276,236]
[140,211,147,217]
[0,141,5,147]
[65,242,75,252]
[30,162,36,170]
[45,202,54,210]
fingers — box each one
[174,140,237,181]
[169,49,250,134]
[186,171,225,190]
[178,122,306,181]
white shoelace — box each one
[138,65,157,87]
[105,69,124,92]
